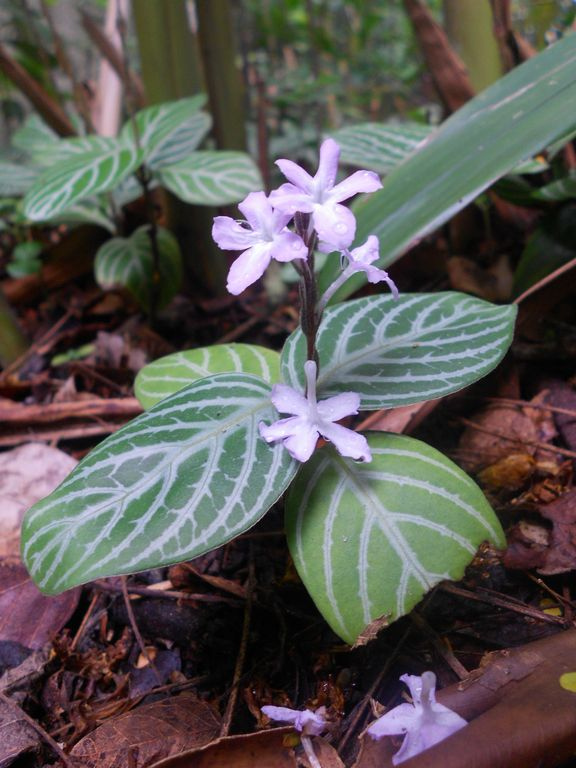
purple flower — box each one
[318,235,399,309]
[259,360,371,463]
[366,672,467,765]
[269,138,382,250]
[261,705,328,736]
[212,191,307,295]
[345,236,399,294]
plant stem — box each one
[294,212,320,364]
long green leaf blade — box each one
[22,373,298,595]
[135,344,281,409]
[281,293,516,408]
[286,433,504,643]
[319,34,576,298]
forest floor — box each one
[1,218,576,768]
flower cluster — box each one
[213,138,397,465]
[212,138,391,296]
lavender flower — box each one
[366,672,467,765]
[261,705,328,736]
[212,190,307,295]
[318,235,399,309]
[259,360,371,463]
[270,138,382,250]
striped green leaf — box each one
[123,96,211,170]
[281,293,516,409]
[135,344,281,409]
[0,162,39,196]
[94,225,182,311]
[21,373,298,595]
[286,433,504,643]
[319,34,576,300]
[329,122,432,174]
[31,135,116,166]
[158,151,263,206]
[11,115,58,163]
[47,199,116,233]
[22,139,143,221]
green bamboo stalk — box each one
[195,0,247,152]
[132,0,227,297]
[0,289,29,369]
[443,0,504,92]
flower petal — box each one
[366,703,420,738]
[329,169,382,203]
[226,243,272,295]
[275,159,314,193]
[269,383,309,416]
[318,421,371,461]
[316,391,360,421]
[238,190,288,235]
[349,235,380,266]
[315,138,341,191]
[312,203,356,250]
[212,216,258,251]
[270,231,308,263]
[259,416,304,442]
[269,183,315,215]
[283,427,319,462]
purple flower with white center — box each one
[269,138,382,250]
[212,190,307,295]
[259,359,371,463]
[366,672,467,765]
[318,235,399,309]
[261,705,328,736]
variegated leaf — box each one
[122,96,211,170]
[30,135,116,166]
[47,198,116,233]
[11,114,58,163]
[22,139,143,221]
[286,433,504,643]
[329,122,432,174]
[158,151,263,205]
[281,293,516,409]
[94,225,182,310]
[135,344,281,409]
[21,373,298,595]
[0,162,39,196]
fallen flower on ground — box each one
[261,705,328,736]
[366,671,467,765]
[259,359,371,462]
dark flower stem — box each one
[294,212,320,373]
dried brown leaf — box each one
[537,488,576,575]
[70,694,221,768]
[0,443,76,557]
[148,727,343,768]
[0,562,79,650]
[0,697,40,768]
